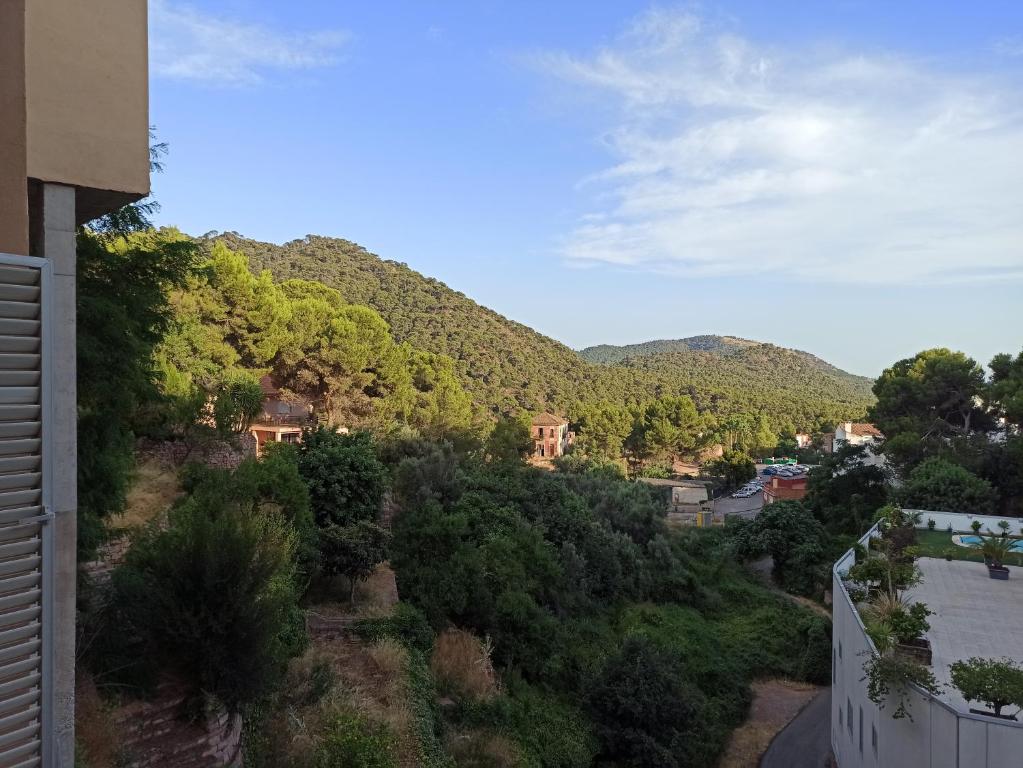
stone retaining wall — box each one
[113,682,243,768]
[136,434,256,471]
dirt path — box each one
[719,679,823,768]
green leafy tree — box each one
[486,415,533,464]
[296,428,388,526]
[989,351,1023,429]
[570,400,632,462]
[870,348,991,471]
[320,521,391,606]
[729,501,830,596]
[805,444,890,534]
[950,657,1023,717]
[898,457,996,514]
[77,229,198,553]
[709,451,756,490]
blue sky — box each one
[149,1,1023,376]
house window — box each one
[859,707,863,753]
[872,724,877,756]
[538,427,544,438]
[847,699,853,738]
[539,444,545,457]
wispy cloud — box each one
[150,0,348,85]
[535,9,1023,284]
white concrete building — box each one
[832,522,1023,767]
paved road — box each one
[761,688,832,768]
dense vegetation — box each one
[388,448,832,767]
[869,347,1023,515]
[211,233,871,431]
[73,191,1022,766]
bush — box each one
[315,712,398,768]
[586,636,705,768]
[502,683,597,768]
[106,501,301,711]
[353,602,435,654]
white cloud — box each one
[537,9,1023,283]
[150,0,348,85]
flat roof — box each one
[906,558,1023,714]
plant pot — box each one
[895,638,932,666]
[988,564,1010,580]
[968,708,1018,721]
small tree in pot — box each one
[975,533,1014,579]
[950,657,1023,719]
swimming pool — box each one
[956,535,1023,553]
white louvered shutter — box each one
[0,256,52,768]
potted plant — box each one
[998,520,1011,537]
[947,523,953,533]
[863,591,933,664]
[927,518,936,530]
[949,657,1023,720]
[977,534,1013,579]
[971,519,983,534]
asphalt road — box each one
[760,688,832,768]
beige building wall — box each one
[0,1,29,254]
[25,0,150,219]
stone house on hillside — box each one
[531,412,574,459]
[248,376,315,456]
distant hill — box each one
[580,336,761,364]
[209,233,872,430]
[580,335,874,398]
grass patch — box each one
[914,529,1023,567]
[115,458,182,529]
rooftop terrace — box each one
[907,557,1023,715]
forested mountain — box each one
[580,335,761,363]
[582,335,872,390]
[208,233,871,430]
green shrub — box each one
[315,712,398,768]
[504,683,597,768]
[104,499,302,711]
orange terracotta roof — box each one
[849,422,883,438]
[531,412,567,427]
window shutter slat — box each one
[0,259,48,768]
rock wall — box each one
[113,681,243,768]
[136,434,256,470]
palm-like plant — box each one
[976,532,1014,567]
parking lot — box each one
[715,463,814,520]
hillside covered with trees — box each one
[210,233,871,431]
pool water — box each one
[958,535,1023,553]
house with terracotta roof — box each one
[530,412,574,459]
[833,422,883,451]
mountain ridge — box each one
[206,232,873,430]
